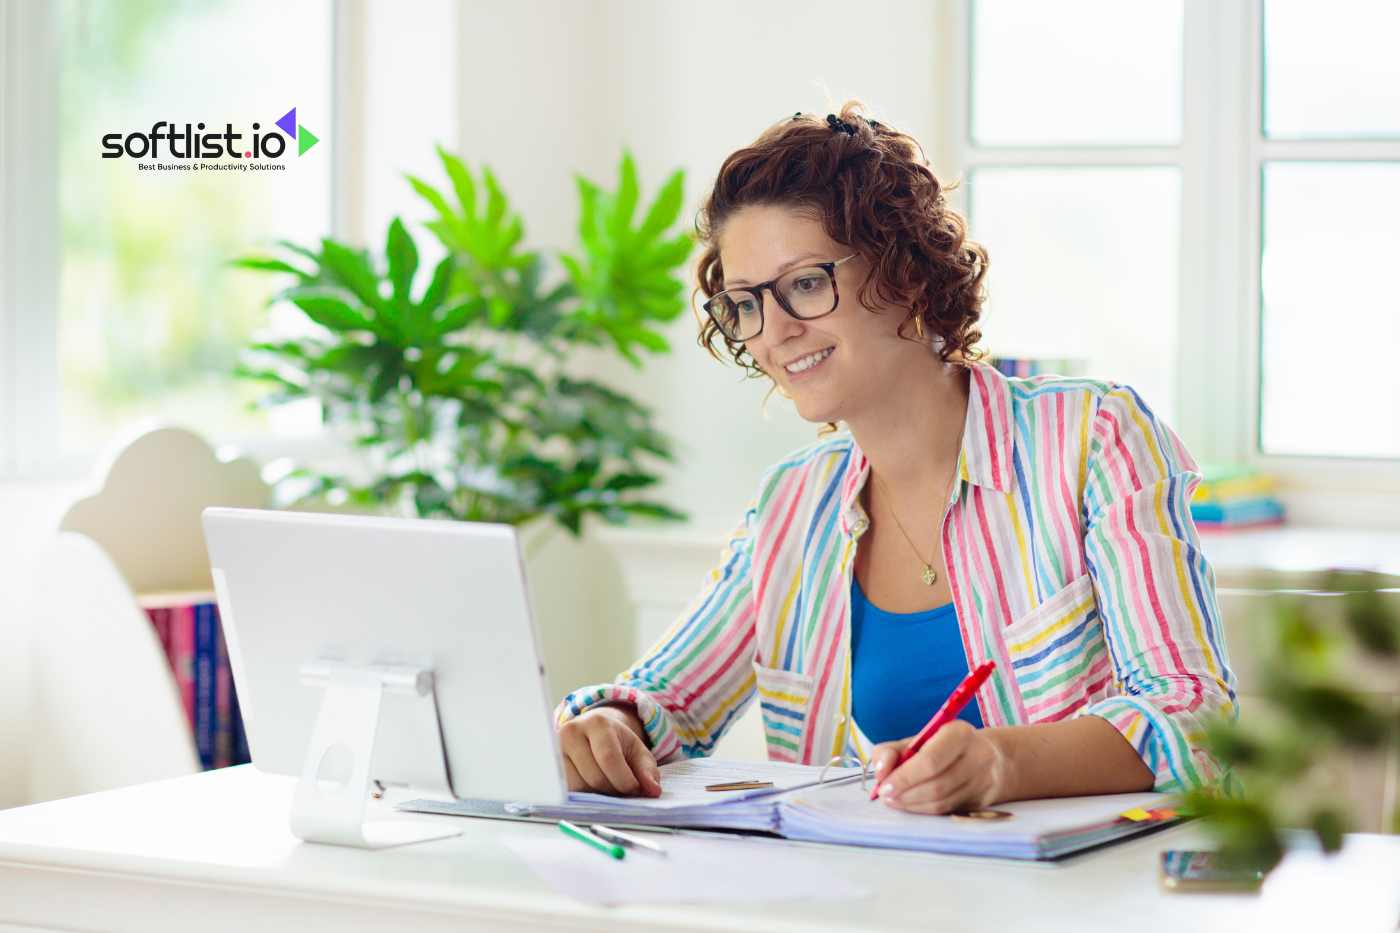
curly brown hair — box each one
[693,100,989,433]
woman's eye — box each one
[793,274,822,292]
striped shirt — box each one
[556,361,1238,793]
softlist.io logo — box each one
[102,107,320,173]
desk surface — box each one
[0,766,1278,933]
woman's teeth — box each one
[785,347,834,374]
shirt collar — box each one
[838,361,1015,536]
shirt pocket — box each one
[752,661,815,763]
[1002,572,1113,723]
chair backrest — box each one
[59,425,269,592]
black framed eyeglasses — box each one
[703,254,858,342]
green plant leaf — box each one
[320,239,385,312]
[418,255,455,314]
[283,287,376,333]
[386,217,419,309]
[228,255,312,278]
[406,172,453,220]
[608,151,640,241]
[636,169,686,244]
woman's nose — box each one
[759,289,805,342]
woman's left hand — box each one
[867,721,1012,814]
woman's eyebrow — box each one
[724,252,825,288]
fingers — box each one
[868,739,909,785]
[621,729,663,797]
[559,719,616,794]
[876,721,973,800]
[565,735,616,794]
[586,726,642,795]
[563,755,586,792]
[558,713,661,797]
[887,770,978,814]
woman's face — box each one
[718,203,911,426]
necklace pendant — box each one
[921,565,937,586]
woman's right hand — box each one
[558,703,663,797]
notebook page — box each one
[778,781,1171,855]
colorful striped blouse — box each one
[555,361,1239,793]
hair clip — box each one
[792,111,803,121]
[826,113,857,136]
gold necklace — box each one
[868,421,967,586]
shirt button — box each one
[835,714,847,725]
[852,518,868,534]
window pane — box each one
[1260,163,1400,459]
[57,0,332,454]
[971,0,1183,146]
[967,167,1182,423]
[1263,0,1400,139]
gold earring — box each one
[914,315,925,339]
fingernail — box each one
[878,783,897,800]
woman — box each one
[553,102,1236,815]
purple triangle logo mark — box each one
[275,107,297,138]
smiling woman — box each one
[553,100,1236,817]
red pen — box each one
[869,659,997,800]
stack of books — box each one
[137,591,250,771]
[1190,463,1285,532]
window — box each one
[54,0,333,457]
[949,0,1400,484]
[1256,0,1400,460]
[962,0,1185,424]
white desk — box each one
[0,766,1280,933]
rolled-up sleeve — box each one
[1076,384,1239,792]
[552,478,765,764]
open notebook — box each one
[400,757,1180,861]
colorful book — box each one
[172,604,197,731]
[214,621,233,770]
[137,590,249,771]
[194,602,218,771]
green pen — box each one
[557,819,626,860]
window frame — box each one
[939,0,1400,527]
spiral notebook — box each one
[400,757,1180,861]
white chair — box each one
[25,426,269,803]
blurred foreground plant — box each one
[1181,570,1400,873]
[230,147,694,537]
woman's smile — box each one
[783,345,835,379]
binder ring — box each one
[820,754,871,791]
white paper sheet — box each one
[502,830,870,907]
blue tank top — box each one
[849,574,984,745]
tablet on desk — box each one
[202,507,568,848]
